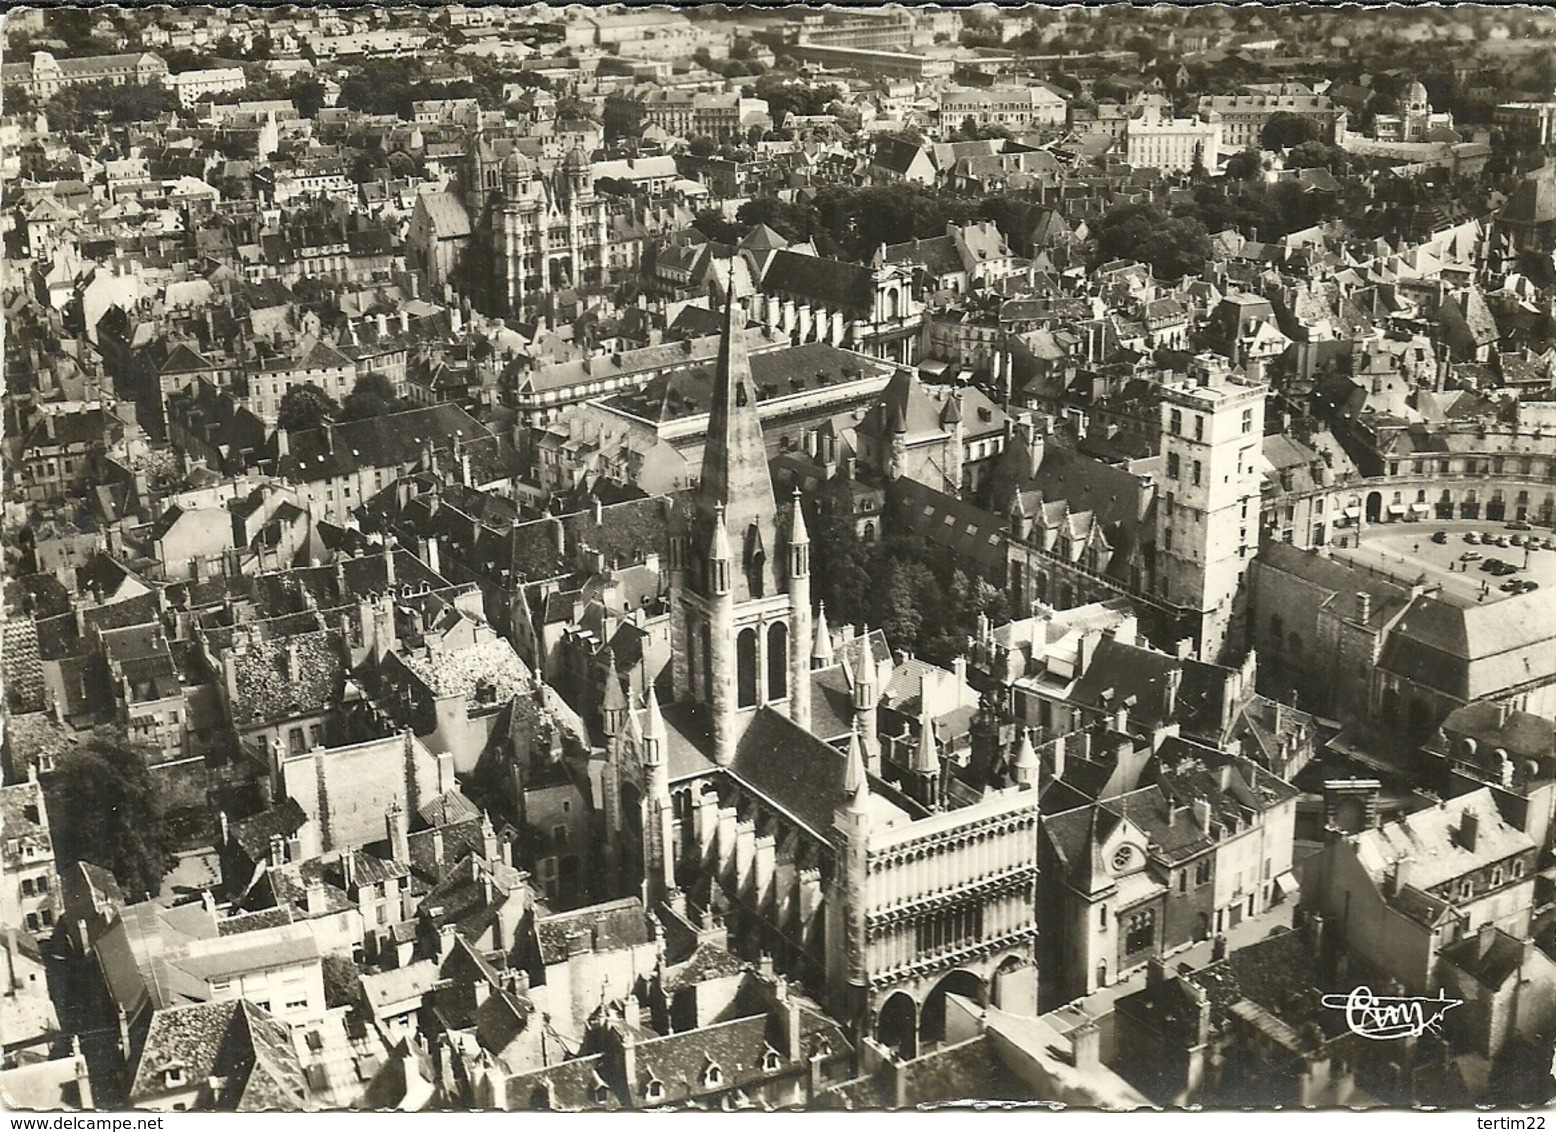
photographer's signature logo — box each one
[1320,986,1463,1040]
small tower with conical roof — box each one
[1012,727,1040,789]
[829,718,875,1036]
[908,679,942,810]
[811,601,833,669]
[885,397,907,482]
[600,647,628,740]
[640,687,676,903]
[845,648,880,776]
[786,490,811,730]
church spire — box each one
[696,284,778,601]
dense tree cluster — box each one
[43,80,178,132]
[810,499,1009,667]
[1091,204,1211,281]
[51,728,178,903]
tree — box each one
[44,79,178,131]
[687,134,717,158]
[1260,111,1323,151]
[322,954,366,1012]
[291,78,327,120]
[810,492,875,630]
[1224,147,1264,180]
[874,555,930,655]
[338,372,401,422]
[51,728,177,902]
[276,383,339,432]
[1092,203,1210,281]
[1286,140,1349,173]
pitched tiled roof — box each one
[534,898,651,966]
[229,629,347,726]
[128,1000,308,1111]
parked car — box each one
[1501,580,1523,593]
[1493,562,1518,576]
[1465,532,1480,544]
[1511,534,1525,547]
[1507,520,1533,531]
[1520,581,1540,593]
[1462,551,1483,561]
[1431,531,1449,544]
[1494,535,1510,548]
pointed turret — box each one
[912,690,940,777]
[787,488,810,552]
[601,650,629,738]
[811,602,833,668]
[643,684,666,755]
[843,720,867,801]
[850,643,880,775]
[941,391,962,426]
[640,686,675,901]
[1012,728,1040,788]
[787,489,811,730]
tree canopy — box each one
[1091,203,1211,281]
[1260,111,1324,151]
[1224,147,1264,181]
[44,80,178,131]
[277,383,339,432]
[337,372,402,422]
[51,728,177,903]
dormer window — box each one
[762,1047,782,1072]
[592,1079,610,1104]
[646,1079,665,1103]
[701,1061,723,1088]
[164,1064,186,1088]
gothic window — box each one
[767,622,788,701]
[1125,910,1156,955]
[737,628,758,708]
[701,623,713,704]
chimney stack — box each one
[1460,810,1478,852]
[1355,591,1371,622]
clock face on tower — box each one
[1112,846,1134,871]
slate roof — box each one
[727,707,911,845]
[1349,787,1533,896]
[1439,927,1527,991]
[760,249,874,314]
[416,191,472,239]
[1069,636,1228,740]
[1379,588,1556,701]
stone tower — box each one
[1154,356,1267,663]
[669,290,810,764]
